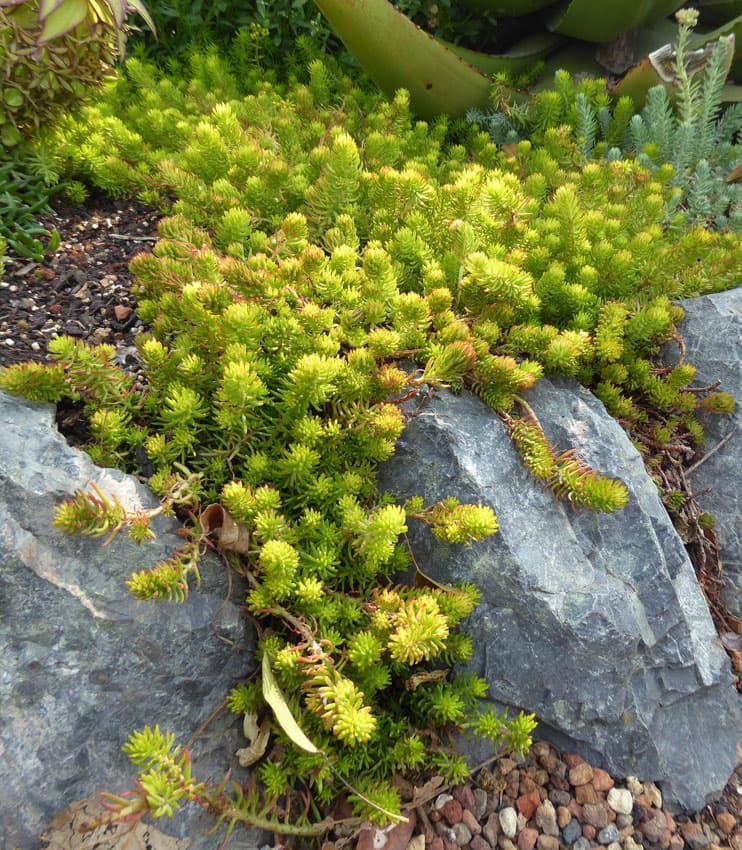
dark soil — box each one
[0,193,160,370]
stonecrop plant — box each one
[2,47,740,841]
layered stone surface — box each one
[661,286,742,616]
[378,378,741,812]
[0,391,261,850]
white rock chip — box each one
[607,787,634,815]
[499,807,518,839]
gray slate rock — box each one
[0,391,264,850]
[661,287,742,616]
[377,377,741,812]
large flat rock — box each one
[377,378,741,812]
[0,391,263,850]
[662,287,742,616]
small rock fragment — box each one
[536,836,559,850]
[557,806,572,829]
[114,304,133,322]
[592,769,615,792]
[642,783,663,810]
[642,812,667,844]
[576,784,599,805]
[562,820,582,844]
[616,814,634,830]
[716,813,735,836]
[462,808,482,835]
[570,763,595,787]
[441,798,463,825]
[517,827,539,850]
[483,812,499,846]
[607,789,634,816]
[535,801,559,836]
[583,803,610,829]
[684,834,710,850]
[472,789,488,820]
[517,791,542,820]
[435,794,454,810]
[454,785,476,810]
[499,807,518,840]
[452,823,472,846]
[625,777,643,796]
[598,825,620,845]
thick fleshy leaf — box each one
[547,0,685,43]
[37,0,67,22]
[440,30,564,76]
[457,0,556,15]
[628,14,741,79]
[313,0,492,118]
[692,15,742,77]
[38,0,88,41]
[611,33,736,106]
[127,0,156,35]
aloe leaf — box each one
[38,0,88,41]
[313,0,493,118]
[611,32,736,106]
[628,13,740,78]
[691,15,742,77]
[440,30,564,76]
[38,0,67,21]
[547,0,685,43]
[127,0,156,35]
[530,41,607,88]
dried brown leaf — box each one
[235,711,271,767]
[726,164,742,183]
[409,776,445,807]
[40,799,190,850]
[199,504,251,554]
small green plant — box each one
[126,0,337,67]
[0,146,62,259]
[469,12,742,231]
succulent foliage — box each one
[3,48,740,839]
[469,16,742,231]
[0,0,153,147]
